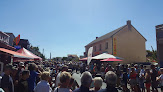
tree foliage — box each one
[146,50,157,62]
[32,47,39,52]
[62,57,68,61]
[30,46,46,61]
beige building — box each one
[84,20,146,63]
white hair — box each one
[105,71,117,85]
[81,71,92,86]
[94,77,103,88]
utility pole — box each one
[42,48,44,55]
[151,46,154,52]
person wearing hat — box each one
[16,62,25,80]
[1,64,14,92]
[14,62,25,92]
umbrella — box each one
[101,58,123,62]
[152,60,157,62]
[92,53,117,59]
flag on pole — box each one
[13,34,20,45]
[87,47,93,65]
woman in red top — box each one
[129,67,138,92]
[93,64,97,77]
[145,69,151,92]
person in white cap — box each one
[15,62,25,91]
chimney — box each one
[127,20,131,25]
[156,24,163,30]
[127,20,131,31]
[96,37,98,39]
[156,24,163,39]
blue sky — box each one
[0,0,163,58]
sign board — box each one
[87,47,93,65]
[94,52,100,56]
[113,37,117,56]
[14,45,21,50]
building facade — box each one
[5,32,15,46]
[0,31,15,73]
[0,31,15,51]
[0,31,10,45]
[18,39,30,50]
[85,20,146,63]
[67,54,78,61]
[156,24,163,67]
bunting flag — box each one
[13,34,20,45]
[87,47,93,65]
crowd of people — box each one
[0,61,163,92]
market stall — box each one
[17,48,42,61]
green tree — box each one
[56,57,62,61]
[30,45,46,61]
[72,57,79,62]
[33,46,39,52]
[146,50,157,62]
[40,54,45,61]
[62,57,68,61]
[52,57,56,61]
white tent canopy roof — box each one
[92,53,122,59]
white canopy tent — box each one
[92,53,123,60]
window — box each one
[105,42,108,49]
[94,46,96,52]
[99,44,102,51]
